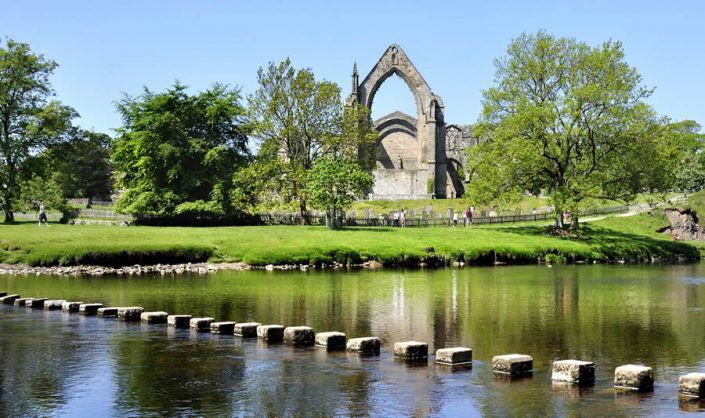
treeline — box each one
[1,34,703,229]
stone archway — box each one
[347,44,447,199]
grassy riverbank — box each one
[0,212,700,267]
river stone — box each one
[141,311,168,324]
[190,317,214,331]
[492,354,533,375]
[167,314,192,328]
[257,325,285,342]
[97,307,118,317]
[0,294,20,304]
[552,360,595,383]
[26,298,47,309]
[117,307,144,321]
[679,373,705,398]
[614,364,654,390]
[62,301,83,313]
[234,322,261,338]
[14,297,33,306]
[436,347,472,365]
[79,303,103,315]
[43,300,66,310]
[315,331,346,350]
[284,326,315,346]
[346,337,381,354]
[394,341,428,360]
[210,321,236,334]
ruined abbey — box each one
[346,44,475,200]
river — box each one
[2,264,705,416]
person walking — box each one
[38,201,48,226]
[452,211,458,228]
[465,207,472,227]
[400,210,406,228]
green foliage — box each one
[307,156,373,228]
[248,58,365,220]
[0,38,76,222]
[112,82,250,218]
[470,31,654,228]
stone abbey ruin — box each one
[346,44,474,200]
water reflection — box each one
[2,264,705,415]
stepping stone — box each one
[257,325,285,342]
[234,322,261,338]
[614,364,654,391]
[679,373,705,398]
[346,337,381,354]
[0,294,20,304]
[43,300,66,310]
[315,331,347,350]
[1,294,19,304]
[190,317,214,331]
[394,341,428,361]
[436,347,472,365]
[492,354,533,375]
[117,307,144,321]
[167,315,192,328]
[79,303,103,315]
[26,298,47,308]
[552,360,595,383]
[97,307,118,317]
[14,297,33,306]
[284,326,315,346]
[210,321,236,334]
[62,301,83,313]
[141,311,168,324]
[0,291,6,297]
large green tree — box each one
[468,31,655,228]
[112,82,250,218]
[0,38,75,222]
[247,59,343,222]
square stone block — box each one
[614,364,653,390]
[346,337,381,354]
[679,373,705,398]
[167,315,192,328]
[0,294,19,304]
[14,297,33,306]
[210,321,236,334]
[0,291,6,297]
[62,301,83,313]
[234,322,261,338]
[141,311,168,324]
[492,354,533,375]
[117,307,144,321]
[552,359,595,383]
[190,317,214,331]
[43,300,66,310]
[315,331,346,350]
[257,325,285,342]
[26,298,47,308]
[79,303,103,315]
[284,326,315,346]
[436,347,472,365]
[97,307,118,317]
[394,341,428,360]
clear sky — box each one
[2,0,703,135]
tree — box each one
[248,59,343,223]
[307,156,373,229]
[469,31,654,229]
[23,129,113,200]
[112,82,250,218]
[0,38,75,222]
[17,174,70,221]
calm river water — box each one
[2,264,705,416]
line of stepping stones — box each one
[1,291,704,399]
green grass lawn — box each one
[0,211,699,267]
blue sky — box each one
[2,0,703,134]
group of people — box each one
[452,207,474,228]
[391,210,406,227]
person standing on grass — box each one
[465,207,472,227]
[38,201,48,226]
[400,209,406,227]
[452,211,458,228]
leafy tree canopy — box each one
[468,31,656,228]
[112,82,250,218]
